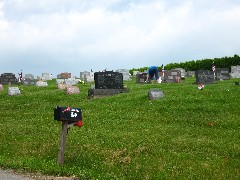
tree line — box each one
[129,54,240,74]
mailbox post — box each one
[54,106,82,165]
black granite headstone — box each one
[215,68,230,80]
[94,71,123,89]
[195,70,214,84]
[0,73,18,85]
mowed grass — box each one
[0,77,240,179]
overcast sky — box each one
[0,0,240,77]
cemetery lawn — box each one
[0,77,240,179]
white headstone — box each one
[230,65,240,78]
[42,73,52,80]
[80,71,94,82]
[133,71,139,76]
[65,78,79,86]
[56,79,65,84]
[116,69,131,81]
[8,87,21,96]
[36,81,48,87]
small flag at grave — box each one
[198,84,204,90]
[161,64,164,77]
[212,62,216,72]
[18,70,23,82]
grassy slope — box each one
[0,77,240,179]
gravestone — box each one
[88,71,127,97]
[58,72,71,79]
[80,71,94,82]
[0,84,3,91]
[186,71,195,77]
[195,70,214,84]
[133,71,139,76]
[36,81,48,87]
[66,86,80,94]
[8,87,21,96]
[148,89,165,100]
[58,83,71,90]
[116,69,131,81]
[94,71,123,89]
[136,72,148,83]
[42,73,52,80]
[215,68,230,80]
[230,66,240,78]
[64,78,79,86]
[173,68,186,79]
[162,70,181,83]
[0,73,18,85]
[56,79,65,84]
[22,74,35,85]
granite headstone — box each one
[0,84,3,91]
[148,89,165,100]
[116,69,131,81]
[230,66,240,78]
[22,74,35,85]
[136,72,148,83]
[162,70,181,83]
[66,86,80,94]
[36,81,48,87]
[0,73,18,85]
[215,68,230,80]
[8,87,21,96]
[195,70,214,84]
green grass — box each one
[1,77,240,179]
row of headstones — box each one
[135,66,240,84]
[0,82,81,96]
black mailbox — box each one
[54,106,82,122]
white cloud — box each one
[0,0,240,76]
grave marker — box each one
[133,71,139,76]
[195,70,214,84]
[0,73,18,85]
[66,86,80,94]
[22,74,35,85]
[36,81,48,87]
[0,84,4,91]
[215,68,230,80]
[58,72,71,79]
[42,73,52,80]
[230,66,240,78]
[136,72,148,83]
[173,68,186,79]
[56,79,65,85]
[88,71,127,97]
[8,87,21,96]
[94,71,123,89]
[64,78,79,86]
[186,71,195,77]
[80,71,94,82]
[116,69,131,81]
[148,89,165,100]
[162,70,181,83]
